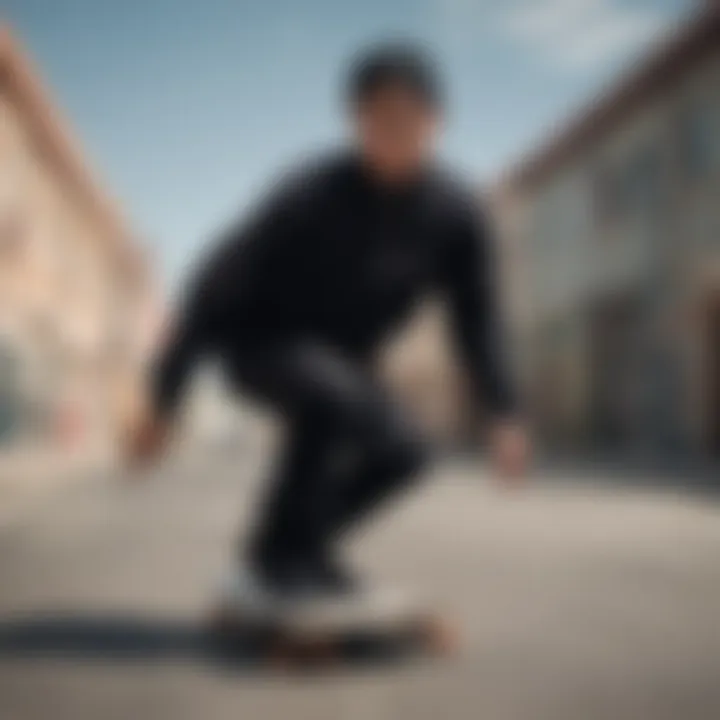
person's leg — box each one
[306,403,429,590]
[326,420,429,542]
[228,339,429,591]
[246,419,332,579]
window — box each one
[678,100,720,180]
[594,144,665,227]
[0,209,25,259]
[0,166,25,260]
[0,342,21,443]
[625,146,663,213]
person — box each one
[128,43,529,609]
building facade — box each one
[0,27,158,461]
[497,5,720,460]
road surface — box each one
[0,447,719,720]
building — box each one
[0,26,158,463]
[496,3,720,459]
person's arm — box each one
[152,294,209,422]
[443,200,515,417]
[443,197,528,480]
[125,277,213,467]
[127,168,314,466]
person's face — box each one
[353,84,440,182]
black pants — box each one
[228,339,429,570]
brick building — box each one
[0,26,158,461]
[496,4,720,459]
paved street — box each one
[0,447,719,720]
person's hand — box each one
[489,420,530,487]
[124,406,171,472]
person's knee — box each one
[375,427,429,481]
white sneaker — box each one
[217,567,409,626]
[215,566,292,622]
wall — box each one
[0,81,147,457]
[504,46,720,458]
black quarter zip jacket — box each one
[153,152,517,420]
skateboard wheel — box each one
[269,636,337,670]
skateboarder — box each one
[128,43,529,611]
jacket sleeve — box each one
[151,278,213,420]
[150,170,312,420]
[442,198,517,420]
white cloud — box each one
[431,0,671,72]
[429,0,492,45]
[498,0,668,71]
[500,0,604,39]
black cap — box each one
[346,42,443,110]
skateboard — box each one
[208,597,458,669]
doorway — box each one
[708,299,720,455]
[589,295,646,451]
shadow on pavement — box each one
[0,614,206,661]
[0,613,422,672]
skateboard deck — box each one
[208,597,457,668]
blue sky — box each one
[4,0,692,284]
